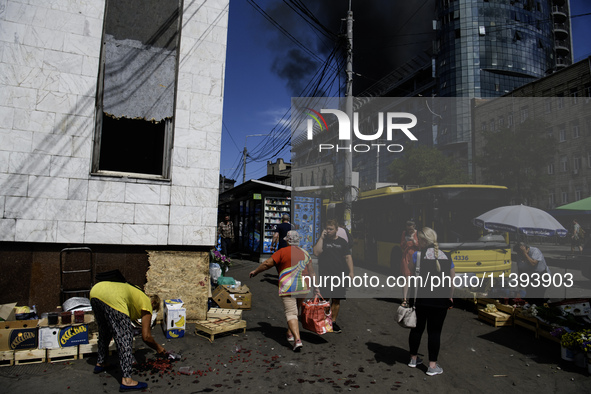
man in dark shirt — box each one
[313,219,354,333]
[217,215,234,257]
[272,214,293,251]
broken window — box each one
[92,0,182,178]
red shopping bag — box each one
[300,296,333,334]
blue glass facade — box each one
[434,0,572,177]
[436,0,564,98]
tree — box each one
[388,143,469,186]
[474,118,556,205]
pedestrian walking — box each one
[249,230,318,352]
[313,219,354,333]
[407,227,454,376]
[571,219,585,254]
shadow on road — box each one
[247,321,329,349]
[366,341,409,367]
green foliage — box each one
[474,119,556,204]
[388,143,469,186]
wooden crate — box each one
[14,349,46,365]
[207,308,243,320]
[513,310,539,337]
[79,339,119,358]
[495,303,515,316]
[47,346,78,363]
[194,318,246,343]
[78,338,99,358]
[478,310,513,327]
[477,298,499,309]
[0,350,14,367]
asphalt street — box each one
[1,250,590,393]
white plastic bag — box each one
[209,263,222,284]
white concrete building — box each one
[0,0,229,311]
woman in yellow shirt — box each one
[90,281,166,392]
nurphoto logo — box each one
[305,108,418,152]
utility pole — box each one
[343,2,353,232]
[242,146,247,184]
[243,134,270,184]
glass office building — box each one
[434,0,573,175]
[436,0,571,97]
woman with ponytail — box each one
[407,227,454,376]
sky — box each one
[220,0,591,185]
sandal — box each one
[292,339,303,352]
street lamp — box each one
[243,134,270,183]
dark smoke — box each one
[271,48,320,94]
[261,0,435,95]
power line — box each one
[222,121,241,153]
[246,0,325,65]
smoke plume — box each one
[261,0,435,95]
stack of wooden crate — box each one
[194,308,246,342]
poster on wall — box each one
[293,196,321,254]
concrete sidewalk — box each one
[0,258,589,393]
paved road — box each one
[1,258,589,393]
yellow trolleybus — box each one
[327,184,511,278]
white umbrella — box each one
[473,205,567,237]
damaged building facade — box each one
[0,0,229,319]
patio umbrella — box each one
[555,196,591,214]
[473,204,567,237]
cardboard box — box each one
[0,320,39,351]
[0,303,17,322]
[163,299,186,339]
[38,326,59,349]
[38,314,92,349]
[557,301,590,316]
[212,285,252,310]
